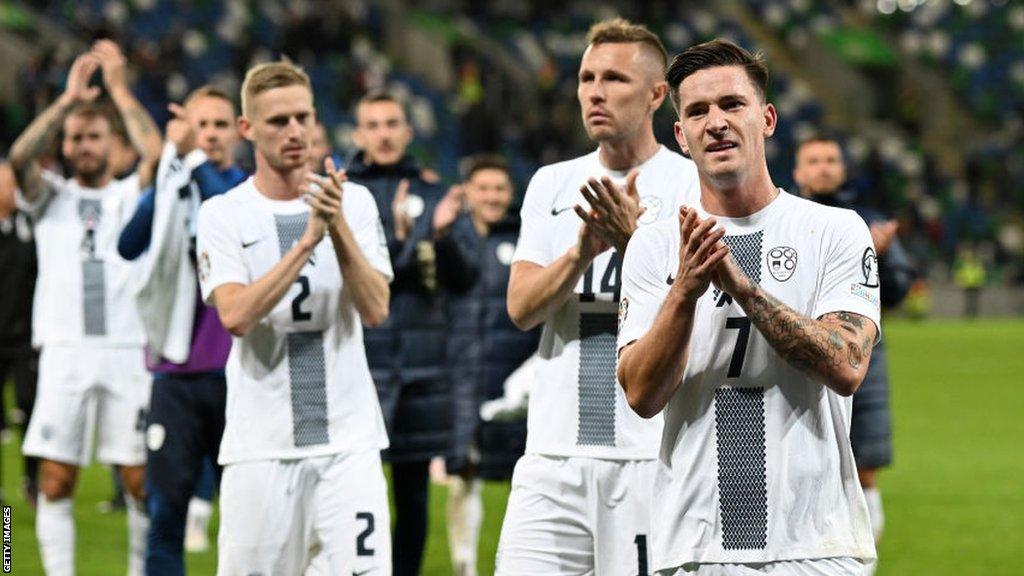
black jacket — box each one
[447,216,540,479]
[347,151,480,461]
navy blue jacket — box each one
[447,216,540,479]
[347,151,480,461]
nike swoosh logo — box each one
[352,570,377,576]
[666,274,675,285]
[241,239,262,249]
[551,206,574,216]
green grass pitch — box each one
[2,318,1021,575]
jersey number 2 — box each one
[725,316,751,378]
[292,275,312,321]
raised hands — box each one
[59,53,102,107]
[673,206,729,302]
[165,103,194,156]
[302,157,348,244]
[575,170,644,254]
[869,219,899,256]
[90,39,129,96]
[433,184,465,237]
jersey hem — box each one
[218,441,389,466]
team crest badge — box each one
[496,241,515,266]
[404,194,425,219]
[860,247,879,287]
[767,246,797,282]
[638,196,662,225]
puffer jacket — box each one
[347,151,479,461]
[447,215,540,479]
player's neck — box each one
[74,172,112,189]
[253,162,305,201]
[597,130,659,172]
[699,165,778,218]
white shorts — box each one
[496,454,657,576]
[664,557,865,575]
[22,345,151,467]
[217,450,392,576]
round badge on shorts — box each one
[496,241,515,266]
[767,246,797,282]
[404,194,425,219]
[147,423,166,452]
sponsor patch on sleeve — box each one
[850,283,879,307]
[618,296,629,329]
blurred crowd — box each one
[1,0,1021,286]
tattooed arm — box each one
[92,40,162,188]
[717,256,877,396]
[9,54,102,203]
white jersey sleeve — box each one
[342,182,393,282]
[15,169,63,218]
[197,197,249,303]
[617,220,674,350]
[811,210,882,333]
[512,167,556,267]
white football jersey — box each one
[197,178,393,464]
[24,171,146,347]
[617,191,880,569]
[513,145,699,460]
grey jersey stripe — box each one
[577,312,617,447]
[714,231,764,301]
[287,331,330,447]
[714,387,768,550]
[274,213,330,448]
[78,199,105,335]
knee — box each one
[121,466,147,501]
[39,465,77,500]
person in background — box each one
[794,135,916,576]
[445,154,540,576]
[118,84,246,575]
[347,91,479,575]
[0,161,40,508]
[10,40,162,575]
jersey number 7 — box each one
[725,316,751,378]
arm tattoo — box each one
[739,278,875,389]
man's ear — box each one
[236,116,253,141]
[763,103,777,138]
[673,121,690,157]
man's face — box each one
[240,85,314,172]
[466,168,513,226]
[577,42,662,144]
[188,96,238,169]
[793,140,846,196]
[308,123,330,172]
[353,101,412,166]
[62,114,112,182]
[673,65,776,187]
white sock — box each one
[125,494,149,576]
[36,495,75,576]
[446,476,483,576]
[863,487,884,576]
[186,497,213,532]
[864,487,884,543]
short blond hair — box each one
[586,18,668,72]
[240,61,311,117]
[185,84,235,110]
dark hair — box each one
[587,18,668,72]
[65,101,116,129]
[666,38,769,113]
[185,84,235,109]
[460,153,509,181]
[796,132,843,152]
[355,90,407,118]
